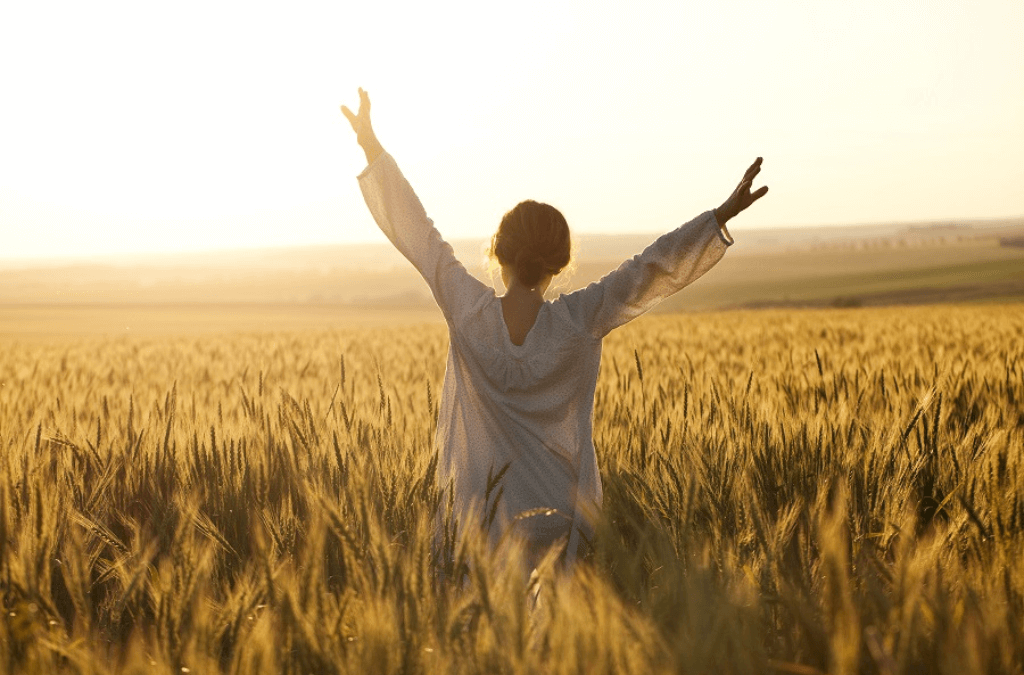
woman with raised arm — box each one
[341,88,767,574]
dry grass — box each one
[1,303,1022,674]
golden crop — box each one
[1,303,1022,674]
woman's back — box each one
[441,290,605,567]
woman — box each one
[341,88,767,573]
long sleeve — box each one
[564,210,733,338]
[357,153,489,324]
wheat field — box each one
[1,304,1022,674]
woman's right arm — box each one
[566,158,768,338]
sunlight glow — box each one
[1,0,1022,259]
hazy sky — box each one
[2,0,1022,259]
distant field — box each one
[656,239,1024,310]
[2,237,1023,340]
[2,218,1022,312]
[0,303,442,339]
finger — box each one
[750,185,769,202]
[341,105,356,124]
[743,158,762,182]
[359,88,370,112]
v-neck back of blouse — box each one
[499,295,545,347]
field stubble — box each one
[0,304,1022,674]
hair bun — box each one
[489,200,572,289]
[514,249,547,288]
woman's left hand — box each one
[341,88,384,164]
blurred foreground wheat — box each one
[0,304,1022,674]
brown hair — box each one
[488,200,572,289]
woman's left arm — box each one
[341,89,488,324]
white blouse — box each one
[357,152,733,568]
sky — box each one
[1,0,1022,260]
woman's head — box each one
[488,200,572,290]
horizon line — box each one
[3,213,1022,266]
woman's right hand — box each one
[714,157,768,226]
[341,88,384,164]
